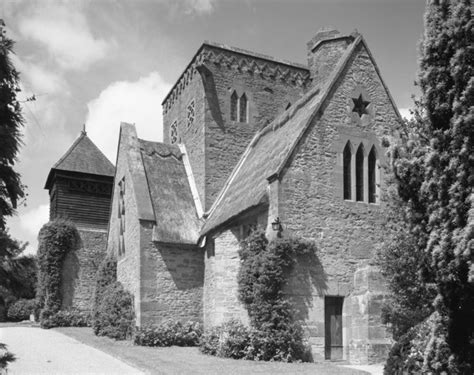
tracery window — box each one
[230,91,238,121]
[355,144,364,202]
[186,100,195,128]
[343,142,352,200]
[170,121,178,144]
[368,146,377,203]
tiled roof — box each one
[139,139,201,244]
[45,131,115,189]
[201,34,362,235]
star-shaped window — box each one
[352,94,370,117]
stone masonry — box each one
[52,28,402,366]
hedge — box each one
[7,298,36,321]
[134,320,202,347]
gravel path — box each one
[0,326,144,375]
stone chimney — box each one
[307,28,353,87]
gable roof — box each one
[201,34,365,236]
[138,139,201,244]
[45,131,115,189]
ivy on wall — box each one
[236,230,315,361]
[36,219,79,327]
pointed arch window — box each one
[239,93,247,122]
[230,91,238,121]
[355,144,364,202]
[368,146,378,203]
[343,142,352,200]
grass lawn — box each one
[55,327,369,375]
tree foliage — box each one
[382,0,473,372]
[0,19,25,229]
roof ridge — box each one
[53,131,86,169]
[273,34,362,177]
[202,35,363,235]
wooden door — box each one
[325,296,343,360]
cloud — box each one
[19,204,49,237]
[155,0,216,15]
[86,72,171,162]
[11,55,67,96]
[18,4,111,71]
[184,0,216,14]
[398,107,414,120]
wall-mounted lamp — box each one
[271,217,283,237]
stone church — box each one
[46,29,400,364]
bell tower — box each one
[44,130,115,311]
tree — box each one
[0,18,24,369]
[382,0,473,373]
[0,19,25,229]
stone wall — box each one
[162,45,307,211]
[109,125,144,324]
[163,73,206,207]
[61,228,107,312]
[347,266,391,364]
[279,42,398,363]
[139,227,204,325]
[203,229,248,328]
[203,58,305,210]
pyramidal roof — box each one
[45,131,115,189]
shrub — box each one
[92,256,116,329]
[0,343,15,370]
[134,320,202,347]
[232,230,313,362]
[36,219,79,327]
[384,313,434,375]
[40,309,91,329]
[7,298,36,321]
[93,281,134,340]
[199,320,311,362]
[200,320,250,359]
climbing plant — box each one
[36,219,79,327]
[237,230,314,361]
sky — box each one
[2,0,426,255]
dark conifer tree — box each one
[383,0,473,372]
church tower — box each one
[44,130,115,311]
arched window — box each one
[170,121,178,144]
[239,93,247,122]
[230,91,238,121]
[343,142,352,200]
[286,102,292,110]
[368,146,377,203]
[356,144,364,202]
